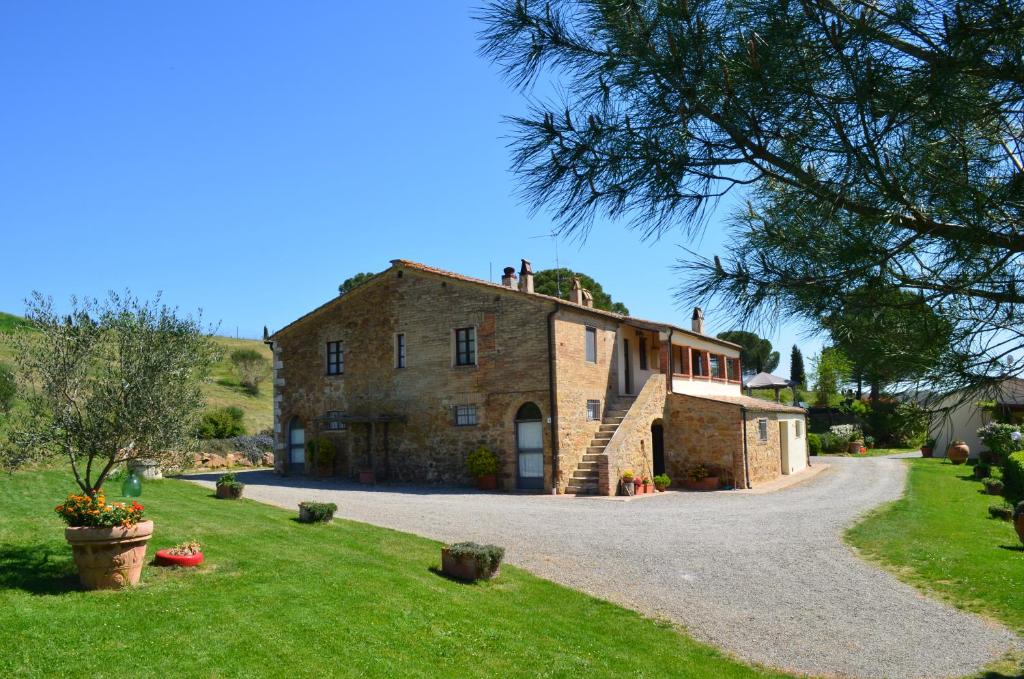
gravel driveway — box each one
[187,457,1020,678]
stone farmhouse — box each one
[267,259,808,494]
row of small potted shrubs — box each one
[620,471,671,495]
[975,423,1024,546]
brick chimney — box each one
[501,266,517,288]
[570,277,583,304]
[581,289,594,308]
[692,307,705,334]
[518,259,534,293]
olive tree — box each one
[1,292,219,495]
[230,348,268,395]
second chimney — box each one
[518,259,534,293]
[501,266,517,288]
[692,307,705,334]
[569,277,583,304]
[581,289,594,308]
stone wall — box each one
[663,393,746,488]
[272,266,557,490]
[745,412,783,485]
[599,373,667,495]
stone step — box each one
[598,423,619,433]
[603,409,629,418]
[602,416,625,424]
[586,445,608,454]
[593,432,613,441]
[566,483,598,495]
[577,461,599,471]
[582,453,605,462]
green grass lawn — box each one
[819,447,917,458]
[846,458,1024,635]
[0,470,788,678]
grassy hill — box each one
[0,311,273,435]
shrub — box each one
[1015,501,1024,522]
[688,464,710,481]
[974,463,992,479]
[819,433,847,454]
[976,423,1023,461]
[1003,452,1024,503]
[306,437,336,472]
[653,473,671,489]
[989,503,1013,520]
[829,424,863,442]
[982,477,1005,495]
[466,445,499,477]
[230,348,268,395]
[230,434,273,463]
[446,542,504,573]
[197,407,246,439]
[864,401,929,447]
[0,363,15,414]
[807,432,822,456]
[298,501,337,523]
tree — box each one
[338,272,377,295]
[0,292,218,495]
[230,348,268,395]
[790,346,806,389]
[478,0,1024,397]
[822,284,951,403]
[812,347,853,407]
[534,268,629,314]
[716,331,779,375]
[0,363,14,414]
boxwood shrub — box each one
[1004,452,1024,503]
[447,542,505,573]
[298,501,338,523]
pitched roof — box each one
[271,259,740,352]
[680,392,807,414]
[743,372,793,389]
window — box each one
[395,333,406,368]
[326,341,344,375]
[758,418,769,442]
[795,420,802,437]
[638,335,648,370]
[692,349,706,376]
[727,357,740,381]
[586,399,601,421]
[585,327,597,363]
[325,410,346,431]
[710,354,722,378]
[455,327,476,366]
[454,405,477,426]
[673,346,690,374]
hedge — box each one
[1004,451,1024,503]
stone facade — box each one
[663,393,746,487]
[599,373,667,494]
[745,413,783,485]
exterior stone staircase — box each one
[566,396,636,495]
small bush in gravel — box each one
[989,504,1013,521]
[298,501,337,523]
[982,477,1005,495]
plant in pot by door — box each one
[653,474,671,492]
[466,445,500,490]
[216,472,245,499]
[920,438,936,458]
[0,293,218,591]
[56,493,152,589]
[685,464,719,491]
[155,540,204,568]
[621,470,635,496]
[306,436,336,477]
[298,501,338,523]
[441,542,505,581]
[947,440,970,464]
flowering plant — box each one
[55,493,145,528]
[688,464,711,481]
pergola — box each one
[743,372,795,403]
[312,412,407,482]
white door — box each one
[516,420,544,489]
[289,420,305,472]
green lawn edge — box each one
[0,470,790,679]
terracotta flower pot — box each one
[216,483,243,499]
[441,547,500,582]
[685,476,719,491]
[154,549,204,568]
[920,446,934,458]
[476,474,498,490]
[643,482,653,494]
[654,482,668,492]
[947,442,970,464]
[848,441,864,455]
[358,469,375,484]
[65,520,154,590]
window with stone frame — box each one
[453,405,477,426]
[454,327,476,366]
[585,327,597,363]
[758,418,769,442]
[395,333,406,369]
[586,399,601,421]
[326,341,344,375]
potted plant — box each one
[56,493,152,589]
[298,501,338,523]
[306,437,336,477]
[653,473,671,492]
[155,540,204,568]
[641,476,652,494]
[621,470,635,496]
[947,440,970,464]
[989,503,1013,521]
[982,477,1004,495]
[0,294,217,591]
[216,472,245,499]
[974,463,992,479]
[685,464,719,491]
[921,438,936,458]
[847,437,865,455]
[466,445,500,490]
[440,542,504,581]
[1014,501,1024,546]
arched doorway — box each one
[515,402,544,490]
[288,417,305,474]
[652,420,665,476]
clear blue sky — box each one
[0,2,823,375]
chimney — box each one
[581,289,594,308]
[518,259,534,293]
[569,277,583,305]
[692,307,705,334]
[501,266,517,288]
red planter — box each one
[476,474,498,490]
[358,469,375,484]
[921,446,934,458]
[155,549,204,568]
[685,476,720,491]
[642,482,653,494]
